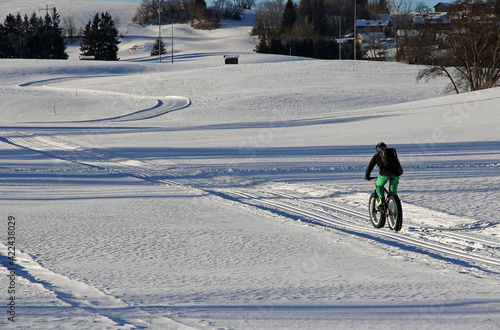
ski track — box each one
[2,77,500,326]
[2,131,500,282]
[0,243,198,329]
[20,77,191,123]
[215,190,500,270]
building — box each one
[434,2,452,13]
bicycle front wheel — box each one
[369,193,385,228]
[386,195,403,231]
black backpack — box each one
[379,148,403,176]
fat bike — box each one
[367,177,403,232]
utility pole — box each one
[159,7,162,63]
[171,19,174,63]
[337,16,342,60]
[354,0,357,60]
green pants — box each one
[375,175,399,200]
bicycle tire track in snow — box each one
[213,189,500,270]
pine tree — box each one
[80,14,99,58]
[48,8,68,59]
[98,12,120,61]
[0,14,21,58]
[282,0,297,33]
[151,36,167,56]
[80,12,120,61]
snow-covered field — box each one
[1,1,500,329]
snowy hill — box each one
[1,0,500,329]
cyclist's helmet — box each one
[376,142,387,153]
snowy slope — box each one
[1,1,500,329]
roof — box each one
[357,32,387,42]
[355,19,389,28]
[434,2,452,7]
[434,2,452,8]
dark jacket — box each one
[365,153,400,179]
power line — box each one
[39,4,50,16]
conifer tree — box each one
[151,36,167,56]
[80,12,121,61]
[281,0,297,33]
[48,8,68,59]
[0,14,21,58]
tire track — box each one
[1,134,500,318]
[218,189,500,269]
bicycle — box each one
[367,177,403,231]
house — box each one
[356,32,387,45]
[434,2,452,13]
[355,19,389,33]
[426,12,452,24]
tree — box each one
[415,1,431,15]
[416,0,500,93]
[46,8,68,59]
[281,0,297,33]
[63,16,78,43]
[151,36,167,56]
[388,0,415,60]
[0,14,21,58]
[253,0,286,50]
[80,12,121,61]
[133,0,186,24]
[379,0,390,15]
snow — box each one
[1,1,500,329]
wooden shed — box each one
[224,55,239,64]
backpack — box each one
[379,148,403,176]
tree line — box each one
[0,8,121,61]
[0,8,67,59]
[252,0,385,59]
[254,0,500,92]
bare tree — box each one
[62,16,77,43]
[133,0,185,24]
[254,0,285,42]
[417,0,500,93]
[415,1,431,15]
[388,0,414,61]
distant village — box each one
[342,2,453,61]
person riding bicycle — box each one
[364,142,403,206]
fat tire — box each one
[369,193,385,228]
[386,195,403,231]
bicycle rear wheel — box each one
[386,195,403,231]
[369,193,385,228]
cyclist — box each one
[364,142,403,206]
